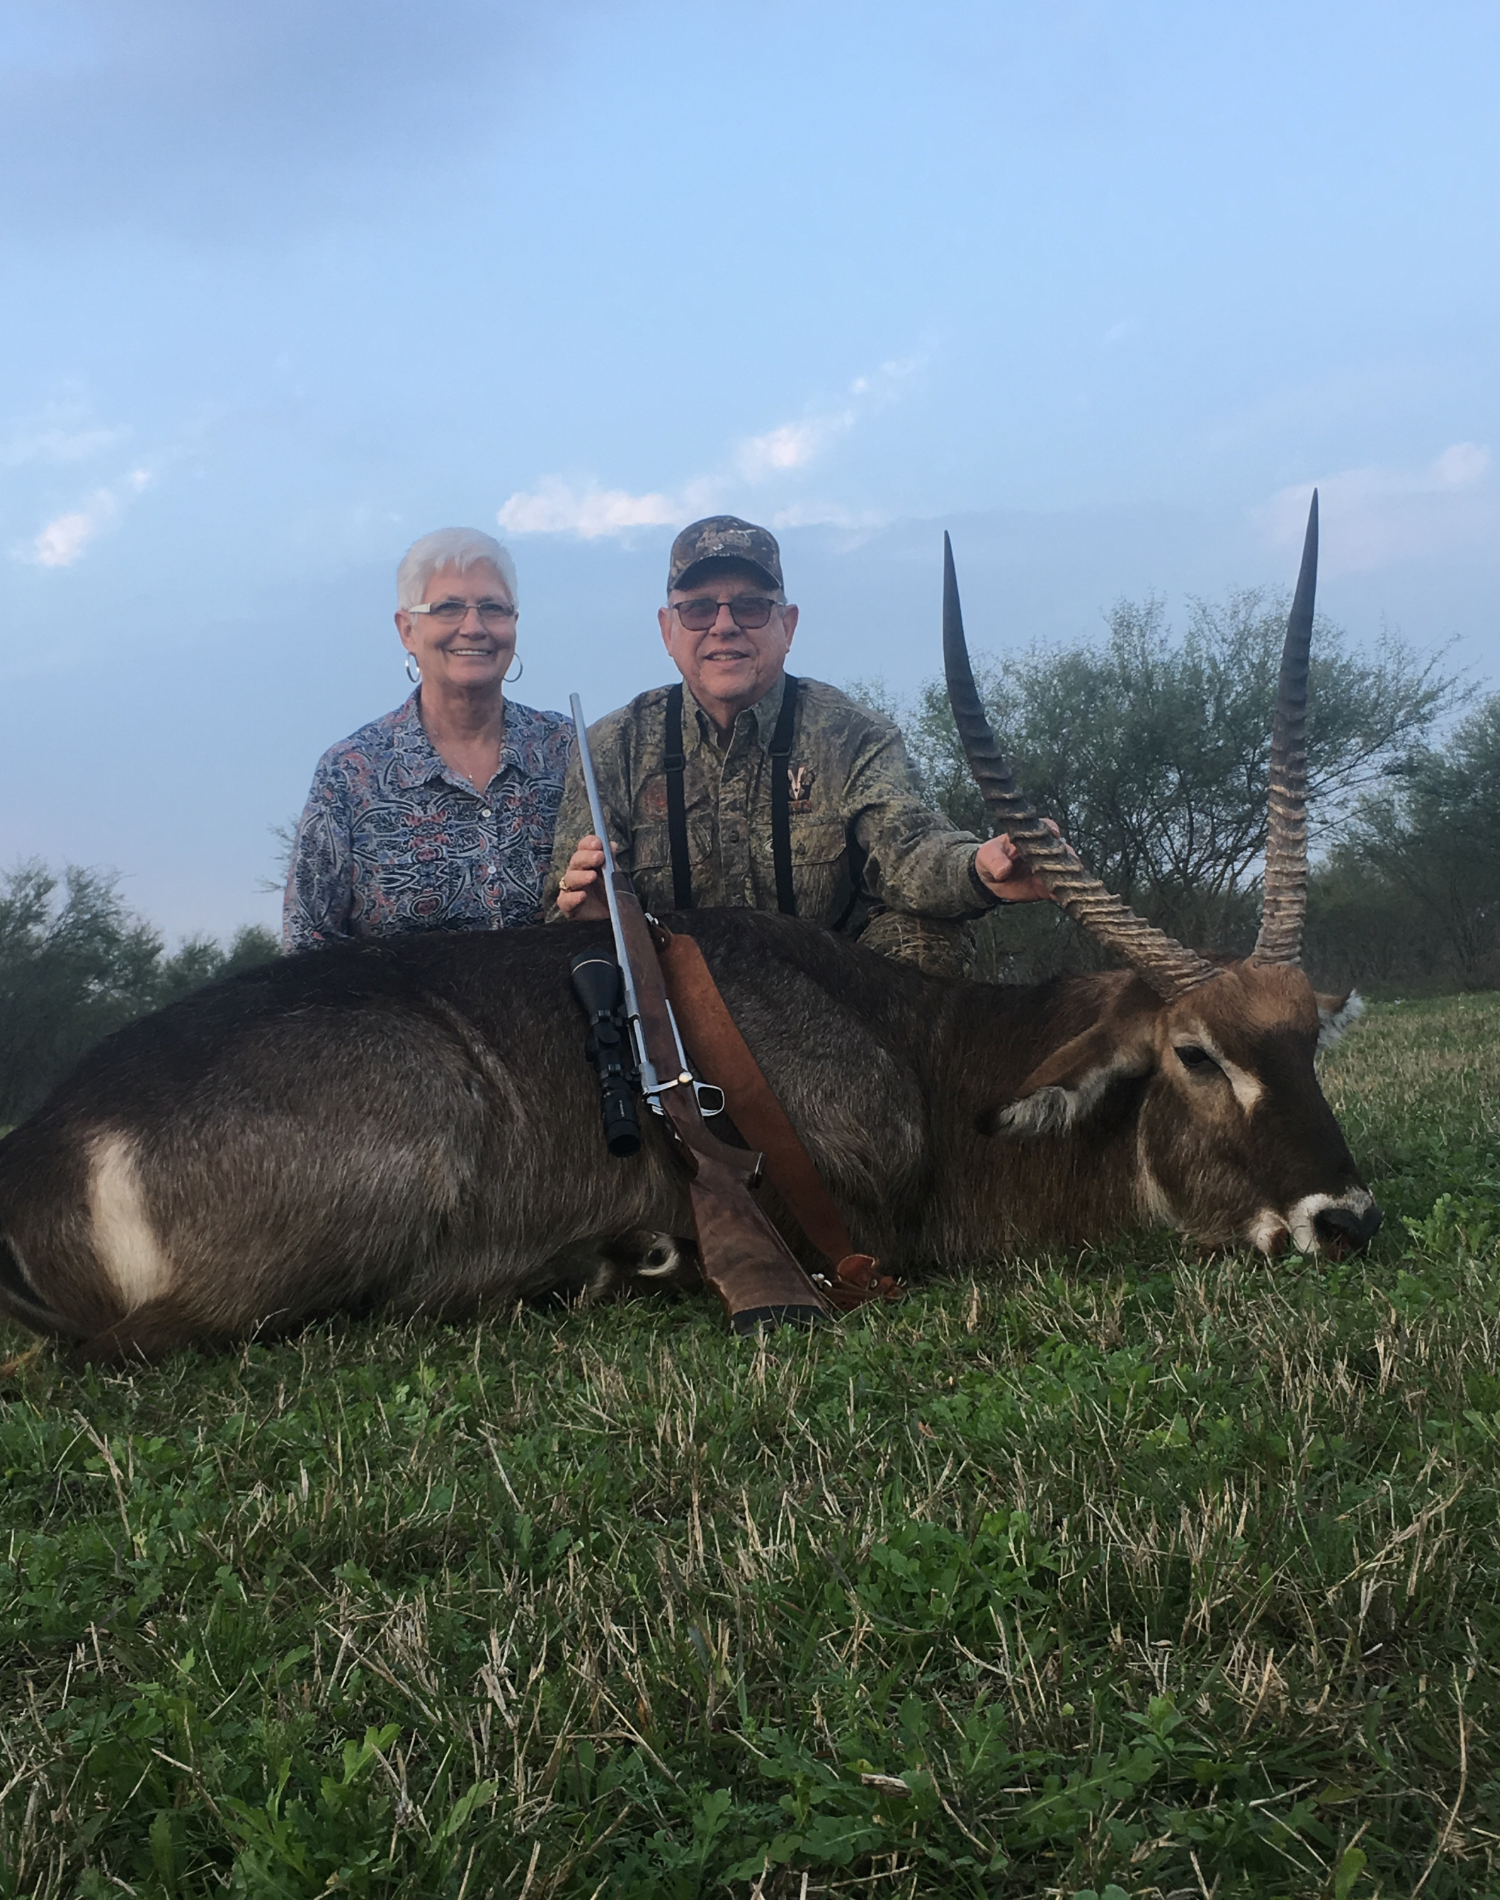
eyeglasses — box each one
[408,599,518,624]
[672,594,780,632]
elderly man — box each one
[547,515,1051,972]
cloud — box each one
[1259,442,1495,572]
[1428,442,1491,489]
[2,420,125,466]
[763,501,888,532]
[499,359,921,540]
[2,396,127,467]
[734,359,918,482]
[736,414,855,480]
[496,479,683,539]
[18,468,150,568]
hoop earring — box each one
[505,655,524,684]
[405,653,421,684]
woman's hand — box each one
[556,834,612,921]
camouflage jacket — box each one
[544,674,997,931]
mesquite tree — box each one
[864,588,1458,957]
[1313,694,1500,990]
[0,862,276,1122]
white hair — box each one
[396,528,518,609]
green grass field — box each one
[3,994,1499,1899]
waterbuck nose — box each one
[1314,1200,1383,1249]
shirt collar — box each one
[389,692,448,790]
[682,672,789,751]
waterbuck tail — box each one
[0,1232,73,1342]
[69,1293,215,1367]
[941,531,1221,1001]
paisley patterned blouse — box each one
[283,692,574,951]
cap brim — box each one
[672,557,782,595]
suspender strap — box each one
[664,683,693,910]
[667,676,800,916]
[769,675,799,916]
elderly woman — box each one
[283,528,572,950]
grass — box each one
[2,995,1499,1899]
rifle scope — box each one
[569,949,642,1158]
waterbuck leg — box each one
[583,1232,701,1303]
[71,1295,217,1368]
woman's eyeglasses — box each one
[409,599,518,624]
[672,595,779,632]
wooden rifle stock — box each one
[609,870,834,1331]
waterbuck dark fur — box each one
[0,908,1375,1363]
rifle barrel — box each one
[569,694,663,1099]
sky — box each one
[2,0,1497,942]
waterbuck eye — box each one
[1174,1044,1218,1072]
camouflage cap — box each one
[667,515,784,595]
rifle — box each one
[568,694,834,1332]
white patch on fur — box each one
[1285,1187,1379,1254]
[634,1233,692,1279]
[1177,1023,1264,1114]
[88,1132,170,1311]
[1246,1208,1287,1253]
[998,1087,1076,1137]
[1136,1156,1175,1228]
[1318,991,1364,1052]
[1000,1052,1143,1138]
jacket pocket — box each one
[628,816,715,913]
[629,817,714,874]
[787,816,846,865]
[787,816,856,924]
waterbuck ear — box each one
[1315,990,1364,1051]
[979,1022,1155,1139]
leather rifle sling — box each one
[655,926,901,1312]
[609,872,834,1331]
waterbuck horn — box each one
[942,532,1220,1001]
[1252,490,1317,966]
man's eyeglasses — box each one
[672,594,780,632]
[408,599,518,625]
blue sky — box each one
[3,0,1497,941]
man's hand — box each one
[556,834,612,921]
[974,822,1068,905]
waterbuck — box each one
[0,497,1378,1364]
